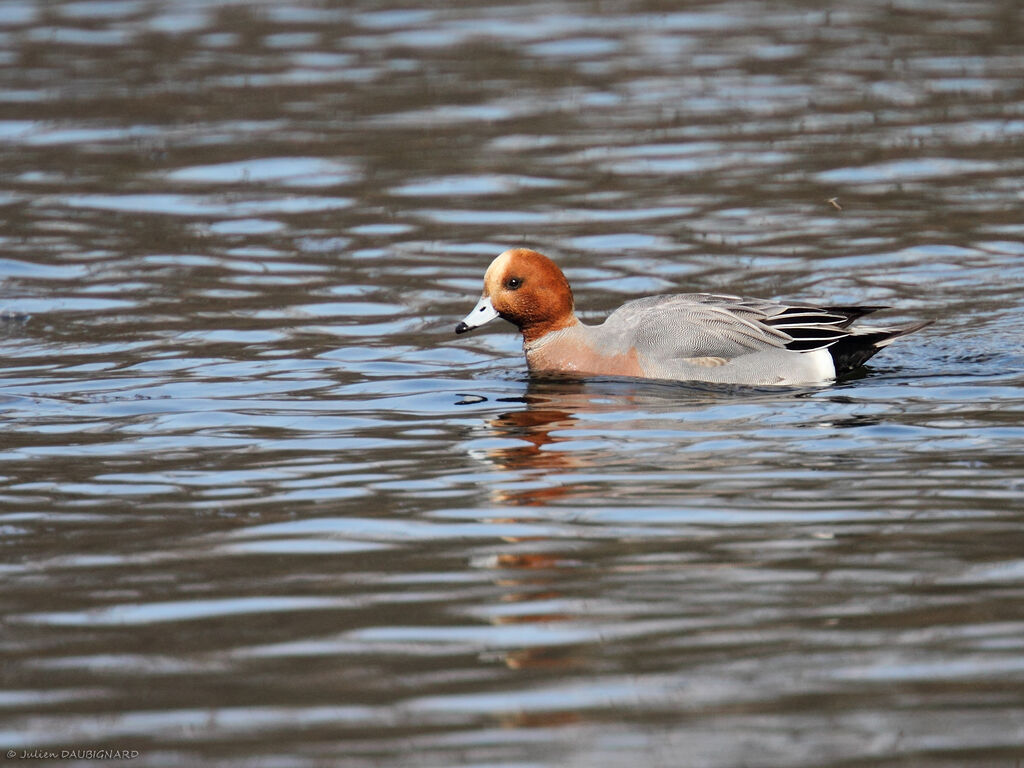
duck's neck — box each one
[519,314,581,346]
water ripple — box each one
[1,1,1023,766]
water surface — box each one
[1,1,1023,766]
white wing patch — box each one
[682,356,728,367]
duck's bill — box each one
[455,295,499,334]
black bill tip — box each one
[454,322,471,334]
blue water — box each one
[1,1,1023,766]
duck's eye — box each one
[505,277,523,290]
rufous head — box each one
[455,248,576,343]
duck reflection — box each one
[478,374,883,503]
[480,374,729,505]
[465,374,880,679]
[469,376,698,675]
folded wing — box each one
[600,293,922,377]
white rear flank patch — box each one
[803,347,836,382]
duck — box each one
[455,248,931,386]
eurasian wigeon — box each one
[455,248,931,386]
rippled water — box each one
[2,1,1023,766]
